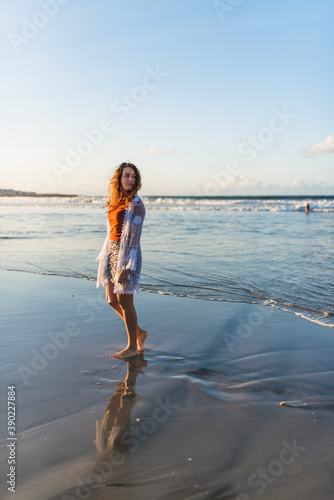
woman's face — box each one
[121,167,136,194]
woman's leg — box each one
[105,281,124,321]
[110,293,138,358]
[106,281,147,355]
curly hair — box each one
[106,162,142,211]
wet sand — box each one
[1,270,334,499]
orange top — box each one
[108,199,126,241]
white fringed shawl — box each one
[95,194,145,294]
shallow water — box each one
[1,195,333,326]
[1,271,334,500]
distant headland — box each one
[0,189,77,197]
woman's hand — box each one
[118,269,130,285]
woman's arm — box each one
[123,201,145,271]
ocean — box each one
[1,195,333,327]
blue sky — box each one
[1,0,333,195]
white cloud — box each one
[305,134,334,155]
[146,146,157,155]
[190,173,262,196]
[289,179,327,190]
[163,147,178,153]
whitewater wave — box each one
[1,195,334,212]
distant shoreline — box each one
[0,189,77,198]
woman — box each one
[95,355,147,456]
[96,162,147,359]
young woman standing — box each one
[96,162,147,359]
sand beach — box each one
[1,270,334,500]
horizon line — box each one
[1,189,334,199]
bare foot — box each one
[137,328,148,352]
[110,347,139,359]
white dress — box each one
[95,194,145,294]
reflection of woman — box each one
[96,162,147,359]
[95,356,147,457]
